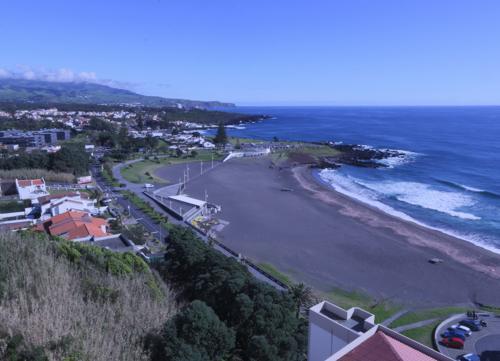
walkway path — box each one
[393,318,439,333]
[381,309,410,326]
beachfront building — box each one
[308,301,453,361]
[15,178,48,200]
[223,147,271,162]
[166,194,208,221]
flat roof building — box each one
[308,301,453,361]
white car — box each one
[449,324,472,336]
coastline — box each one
[293,165,500,279]
[155,157,500,306]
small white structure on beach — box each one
[223,147,271,162]
[166,194,208,221]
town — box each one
[0,101,497,361]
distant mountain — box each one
[0,78,234,108]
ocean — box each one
[213,106,500,253]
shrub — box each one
[0,232,176,361]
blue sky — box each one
[1,0,499,105]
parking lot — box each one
[436,313,500,361]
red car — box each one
[440,337,464,349]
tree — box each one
[148,300,235,361]
[161,225,308,361]
[272,136,279,142]
[49,143,89,176]
[290,283,315,318]
[213,121,227,145]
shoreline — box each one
[312,168,500,256]
[293,165,500,280]
[154,157,500,306]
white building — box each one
[15,179,48,200]
[37,192,105,219]
[308,301,452,361]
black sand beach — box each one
[155,157,500,306]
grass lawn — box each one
[121,151,224,184]
[324,288,401,324]
[402,320,441,348]
[271,144,341,165]
[297,145,341,157]
[389,307,468,328]
[258,262,294,287]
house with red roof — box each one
[35,210,113,242]
[308,301,453,361]
[15,178,48,200]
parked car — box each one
[460,319,482,331]
[449,324,472,336]
[441,337,464,349]
[441,331,466,341]
[457,354,480,361]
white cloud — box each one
[0,66,133,89]
[0,68,12,78]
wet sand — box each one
[155,157,500,306]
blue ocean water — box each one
[216,106,500,252]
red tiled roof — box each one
[339,331,437,361]
[38,211,108,240]
[17,179,45,188]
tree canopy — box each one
[154,226,307,361]
[213,121,228,145]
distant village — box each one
[0,104,276,260]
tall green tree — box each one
[290,283,315,318]
[213,121,227,145]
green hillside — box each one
[0,78,234,108]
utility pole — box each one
[200,160,203,175]
[211,153,214,168]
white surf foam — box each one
[376,149,420,168]
[317,169,499,253]
[459,184,485,193]
[355,180,481,221]
[318,169,417,223]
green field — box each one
[120,151,224,184]
[389,306,468,328]
[258,262,293,287]
[402,320,441,348]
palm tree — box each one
[290,283,315,318]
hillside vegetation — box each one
[0,232,176,361]
[0,79,233,108]
[149,226,308,361]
